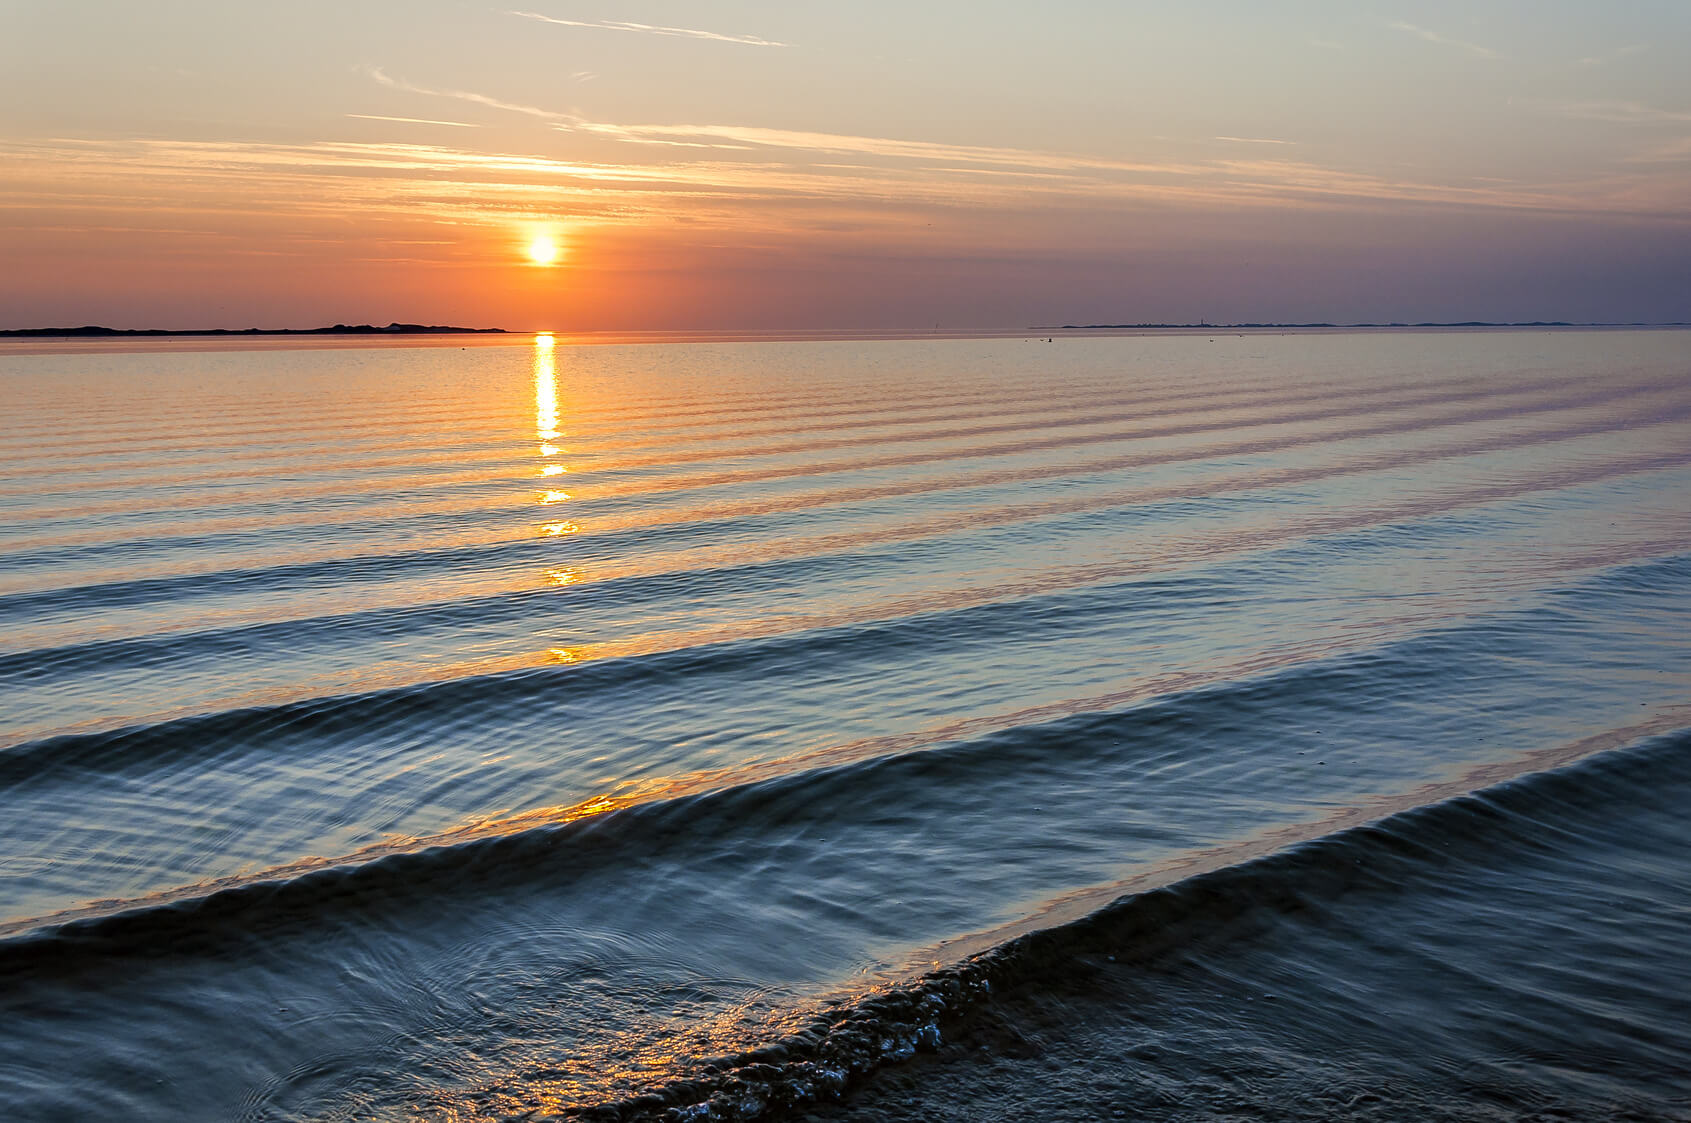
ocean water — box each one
[0,329,1687,1121]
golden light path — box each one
[533,333,571,506]
[533,332,559,443]
[533,333,590,665]
[534,333,581,585]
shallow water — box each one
[1,330,1687,1120]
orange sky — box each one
[3,2,1689,329]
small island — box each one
[0,323,507,338]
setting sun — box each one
[526,235,559,266]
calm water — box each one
[1,330,1688,1120]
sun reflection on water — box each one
[534,333,559,443]
[533,334,577,516]
[531,334,595,665]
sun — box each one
[527,235,560,266]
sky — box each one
[2,0,1689,330]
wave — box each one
[512,363,1590,481]
[5,411,1685,719]
[8,331,1688,1122]
[0,361,1661,536]
[546,723,1691,1121]
[0,355,1410,495]
[6,532,1688,792]
[0,355,1606,564]
[549,373,1679,507]
[9,694,1669,1118]
[4,561,1685,957]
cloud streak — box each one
[1576,45,1646,68]
[13,129,1677,234]
[365,66,568,121]
[509,11,786,47]
[1550,100,1691,125]
[1390,22,1500,59]
[346,113,478,128]
[334,65,1691,222]
[1625,136,1691,165]
[330,67,1691,226]
[561,119,1215,177]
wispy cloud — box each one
[349,65,1691,222]
[365,66,569,121]
[1551,99,1691,124]
[1576,44,1645,68]
[334,66,1691,223]
[346,113,478,128]
[16,69,1691,278]
[1551,97,1691,168]
[508,10,786,47]
[1389,21,1500,60]
[362,69,1197,173]
[1624,136,1691,164]
[560,120,1214,176]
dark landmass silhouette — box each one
[1054,321,1686,330]
[0,323,507,338]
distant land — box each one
[1052,321,1687,330]
[0,323,507,338]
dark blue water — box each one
[1,330,1687,1120]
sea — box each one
[1,328,1688,1121]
